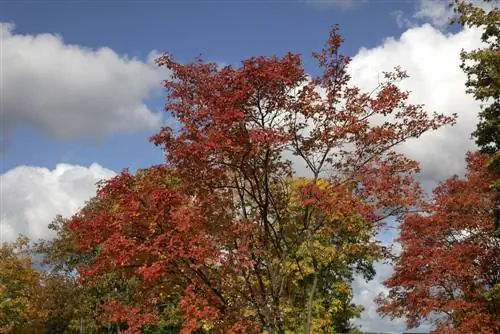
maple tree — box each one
[373,5,500,333]
[0,231,169,334]
[34,213,186,333]
[37,214,138,333]
[65,26,455,333]
[378,152,500,333]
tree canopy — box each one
[378,152,500,333]
[2,24,470,334]
[62,26,453,333]
[454,0,500,154]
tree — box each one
[31,274,82,334]
[454,0,499,154]
[0,236,46,333]
[453,0,500,234]
[66,26,454,333]
[35,213,182,334]
[378,152,500,333]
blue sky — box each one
[1,1,407,61]
[0,0,487,332]
[0,0,417,173]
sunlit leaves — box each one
[378,152,500,333]
[65,26,454,333]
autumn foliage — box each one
[378,152,500,333]
[55,26,456,334]
[0,237,45,333]
[376,3,499,333]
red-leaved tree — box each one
[67,26,455,333]
[378,152,500,333]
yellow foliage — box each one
[0,237,46,333]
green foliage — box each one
[455,0,500,153]
[455,0,500,237]
[270,178,382,333]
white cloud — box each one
[413,0,454,28]
[352,261,433,333]
[0,163,116,243]
[347,23,485,331]
[349,24,483,190]
[351,239,431,332]
[393,0,499,30]
[391,9,417,29]
[291,25,483,192]
[0,23,164,144]
[353,262,403,333]
[288,26,483,190]
[414,0,499,28]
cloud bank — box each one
[1,23,163,144]
[349,24,483,190]
[0,163,116,243]
[348,23,484,331]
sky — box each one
[0,0,489,332]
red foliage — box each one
[378,152,500,333]
[67,26,456,333]
[68,166,256,332]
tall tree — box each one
[455,0,500,154]
[454,0,500,234]
[378,152,500,333]
[66,26,454,333]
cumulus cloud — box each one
[0,163,116,243]
[353,262,402,333]
[351,237,432,332]
[349,24,483,191]
[291,25,483,193]
[0,23,164,144]
[344,23,487,332]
